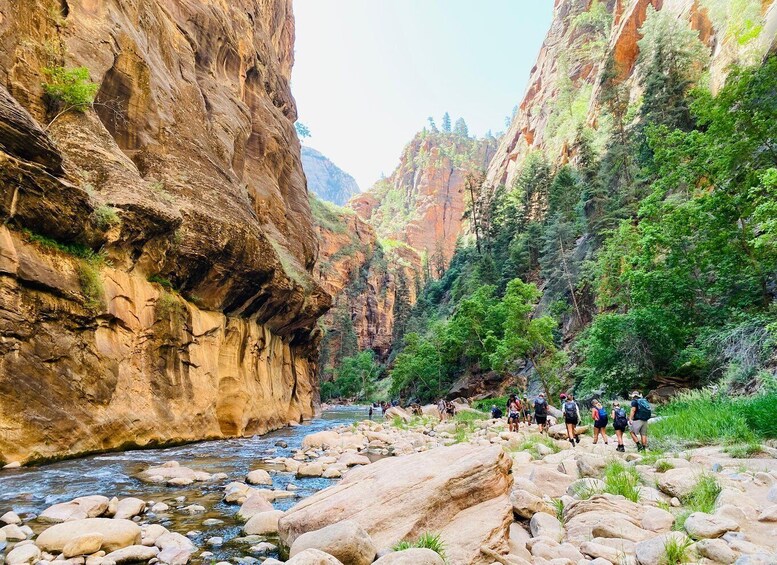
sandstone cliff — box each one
[309,196,421,373]
[0,0,329,464]
[487,0,777,191]
[301,146,360,206]
[351,130,497,269]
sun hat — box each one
[630,391,641,398]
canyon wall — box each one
[486,0,777,191]
[0,0,329,464]
[301,146,361,206]
[310,197,421,374]
[351,130,497,269]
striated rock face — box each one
[310,197,421,372]
[301,146,361,206]
[0,0,329,464]
[351,130,497,268]
[486,0,777,191]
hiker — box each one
[437,398,447,421]
[507,395,521,432]
[368,405,373,419]
[533,392,549,434]
[522,396,532,425]
[611,401,628,452]
[490,404,503,419]
[445,400,456,418]
[591,400,609,445]
[562,393,581,447]
[629,391,651,451]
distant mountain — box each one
[301,146,360,206]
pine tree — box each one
[427,116,439,133]
[453,117,469,137]
[441,112,452,133]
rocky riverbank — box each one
[2,406,776,565]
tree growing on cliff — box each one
[454,117,469,137]
[41,66,99,128]
[295,121,311,139]
[441,112,452,133]
[427,117,439,133]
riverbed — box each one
[0,406,371,562]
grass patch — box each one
[656,460,675,473]
[724,442,763,458]
[308,194,353,233]
[662,535,692,564]
[572,480,604,500]
[680,473,721,514]
[23,229,106,264]
[516,436,561,459]
[393,532,446,561]
[551,498,566,523]
[148,274,175,290]
[638,449,668,466]
[603,459,642,502]
[453,410,487,424]
[653,389,777,447]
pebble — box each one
[185,531,201,538]
[202,519,224,526]
[181,504,205,515]
[150,503,169,513]
[206,537,223,546]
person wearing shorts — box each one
[591,400,609,445]
[629,391,650,451]
[533,393,549,433]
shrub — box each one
[42,66,98,111]
[77,263,103,312]
[148,274,174,290]
[551,498,566,523]
[93,206,120,230]
[23,229,106,264]
[724,442,763,458]
[393,532,446,560]
[655,460,675,473]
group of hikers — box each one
[436,398,457,420]
[494,390,651,452]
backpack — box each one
[614,408,628,427]
[534,399,547,416]
[563,400,577,419]
[597,407,608,419]
[635,398,652,420]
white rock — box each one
[288,520,376,565]
[757,505,777,522]
[657,468,699,499]
[62,533,105,557]
[530,512,564,542]
[6,543,41,565]
[695,538,737,564]
[243,510,284,535]
[237,494,274,521]
[36,519,141,553]
[1,511,21,525]
[1,523,27,540]
[103,545,159,564]
[684,512,739,539]
[285,548,344,565]
[150,503,169,513]
[180,505,205,515]
[246,470,272,486]
[372,548,445,564]
[113,498,145,520]
[296,463,325,478]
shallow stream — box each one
[0,406,371,562]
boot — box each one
[569,438,576,448]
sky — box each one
[292,1,553,192]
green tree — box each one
[490,278,565,398]
[453,117,469,137]
[41,66,99,128]
[333,351,381,400]
[441,112,452,133]
[295,121,311,139]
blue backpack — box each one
[597,406,608,419]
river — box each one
[0,405,371,562]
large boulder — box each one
[246,469,273,486]
[279,444,512,565]
[238,493,275,521]
[373,548,445,565]
[289,521,376,565]
[529,465,576,498]
[286,549,344,565]
[5,544,41,565]
[510,489,555,520]
[244,510,285,535]
[383,406,413,422]
[113,498,146,520]
[62,533,105,557]
[684,512,739,539]
[36,518,141,552]
[104,545,160,563]
[656,468,698,499]
[139,462,211,484]
[39,496,110,523]
[529,512,564,541]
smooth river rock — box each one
[36,518,141,553]
[372,548,445,564]
[289,521,376,565]
[279,444,512,565]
